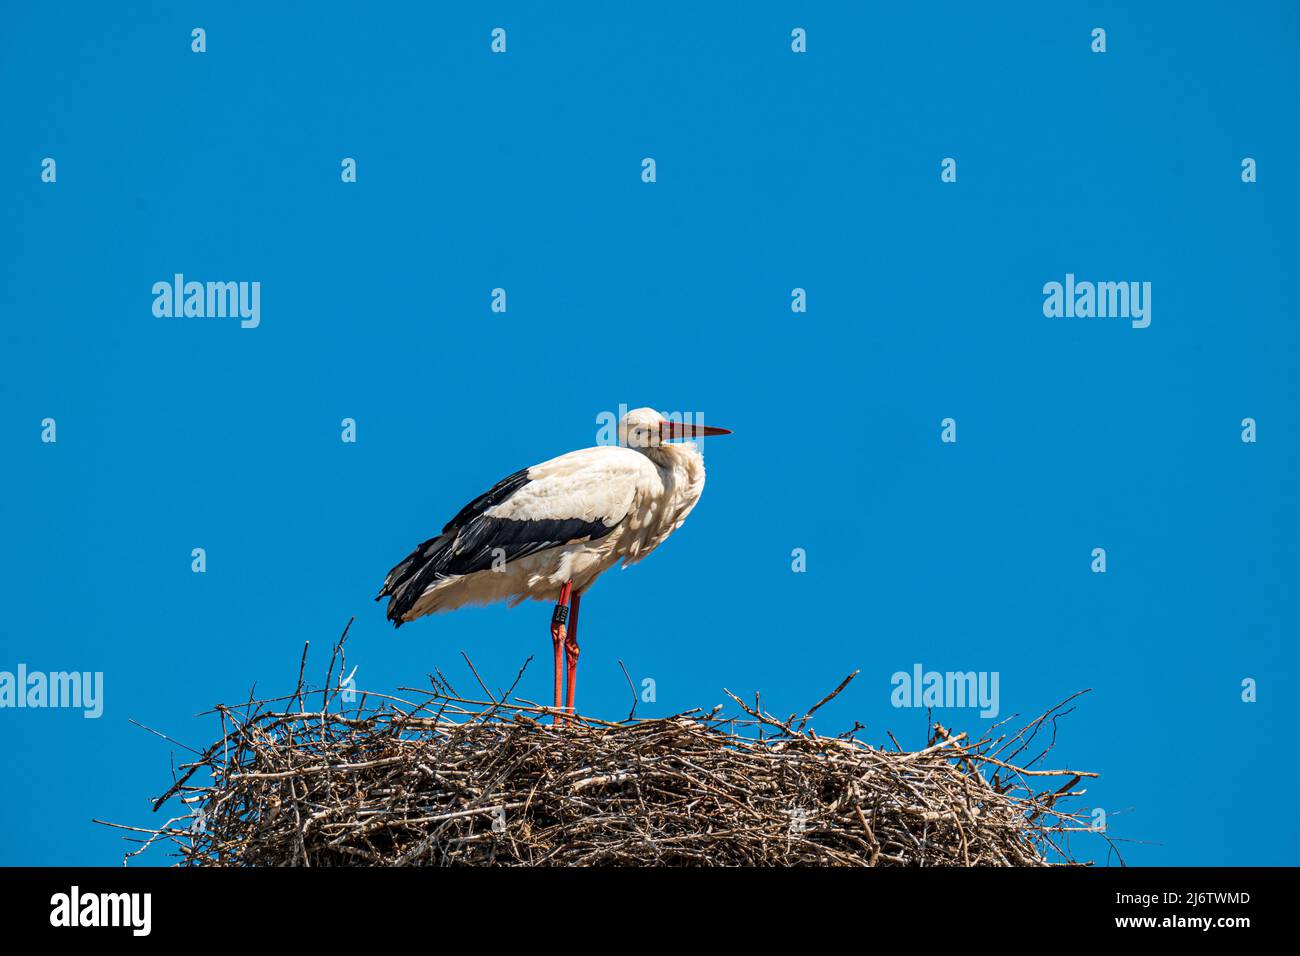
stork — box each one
[377,407,732,721]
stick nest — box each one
[116,625,1107,866]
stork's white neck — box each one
[640,440,702,472]
[592,438,708,570]
[639,442,707,523]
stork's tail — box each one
[376,532,455,627]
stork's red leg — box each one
[564,590,582,721]
[550,581,573,724]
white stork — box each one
[377,407,732,720]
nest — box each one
[112,623,1108,866]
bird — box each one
[377,407,731,722]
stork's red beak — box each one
[661,420,733,440]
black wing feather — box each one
[440,468,532,534]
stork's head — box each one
[618,407,733,448]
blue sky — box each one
[1,1,1297,866]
